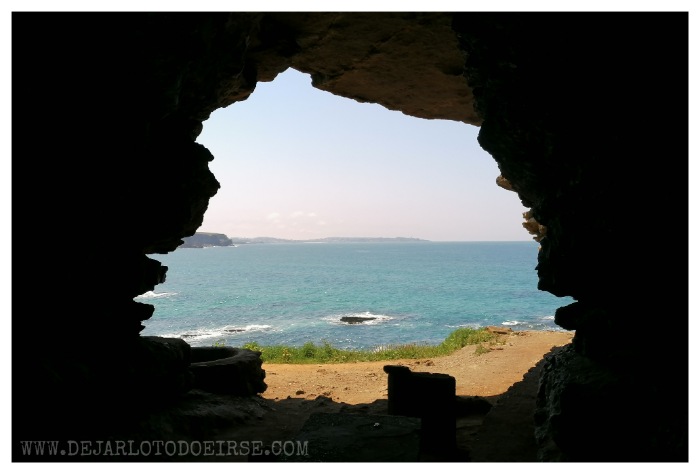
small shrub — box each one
[301,342,317,359]
[282,348,291,362]
[441,328,495,351]
[474,344,491,356]
[322,341,335,358]
[243,341,263,353]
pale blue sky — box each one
[197,69,530,241]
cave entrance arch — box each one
[139,66,572,354]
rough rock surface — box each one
[190,347,268,396]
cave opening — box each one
[139,67,574,354]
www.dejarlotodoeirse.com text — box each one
[19,439,309,458]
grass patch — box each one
[241,327,498,364]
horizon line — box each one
[194,232,535,243]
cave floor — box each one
[180,331,569,462]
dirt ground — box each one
[262,329,572,402]
[211,329,574,462]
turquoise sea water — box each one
[138,241,574,349]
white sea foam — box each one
[492,318,568,332]
[159,328,215,341]
[221,324,273,334]
[135,290,177,299]
[161,324,274,343]
[446,322,482,329]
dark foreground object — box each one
[285,413,422,462]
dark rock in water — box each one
[340,316,377,324]
[224,328,245,333]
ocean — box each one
[138,241,574,349]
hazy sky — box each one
[197,69,530,242]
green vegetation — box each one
[474,343,491,356]
[241,327,499,364]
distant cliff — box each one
[229,236,429,244]
[180,232,233,248]
[180,234,428,247]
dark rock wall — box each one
[13,12,687,460]
[453,12,688,460]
